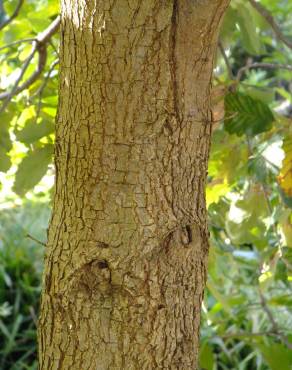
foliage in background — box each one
[0,0,292,369]
[0,201,49,370]
[202,0,292,368]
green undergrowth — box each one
[0,201,49,370]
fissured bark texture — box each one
[38,1,229,369]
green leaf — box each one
[225,188,270,247]
[247,155,274,184]
[224,92,274,136]
[207,280,232,313]
[243,86,275,105]
[220,6,237,41]
[256,342,292,370]
[0,147,11,173]
[278,137,292,197]
[17,106,36,127]
[0,113,13,152]
[41,96,58,107]
[199,342,214,370]
[42,106,57,117]
[269,294,292,306]
[26,15,51,33]
[208,129,248,192]
[279,188,292,209]
[13,145,53,196]
[15,119,54,144]
[0,112,13,173]
[236,3,265,55]
[0,319,11,340]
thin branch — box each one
[0,38,36,52]
[237,62,292,81]
[215,112,237,124]
[218,40,234,79]
[261,183,282,247]
[0,42,37,113]
[28,306,38,326]
[223,60,292,90]
[0,42,47,101]
[258,288,292,350]
[249,0,292,50]
[35,58,59,119]
[26,233,46,247]
[0,0,24,31]
[0,16,60,109]
[35,16,60,45]
[48,39,59,58]
[219,331,285,339]
[259,183,292,272]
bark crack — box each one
[169,0,180,123]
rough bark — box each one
[38,1,229,369]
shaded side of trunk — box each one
[38,1,229,369]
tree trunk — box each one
[38,1,229,369]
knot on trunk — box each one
[60,259,113,306]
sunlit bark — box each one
[38,1,229,369]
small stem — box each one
[0,0,24,31]
[218,40,234,79]
[249,0,292,50]
[258,288,292,349]
[237,62,292,82]
[26,233,46,247]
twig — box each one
[218,40,234,79]
[216,112,238,123]
[249,0,292,50]
[260,183,292,272]
[0,0,24,31]
[261,184,281,241]
[0,38,36,52]
[26,233,46,247]
[219,331,285,339]
[35,58,59,120]
[258,288,292,349]
[237,62,292,81]
[0,43,37,113]
[0,16,60,108]
[48,39,59,58]
[28,306,38,326]
[35,15,60,45]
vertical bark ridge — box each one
[38,1,230,369]
[169,0,180,123]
